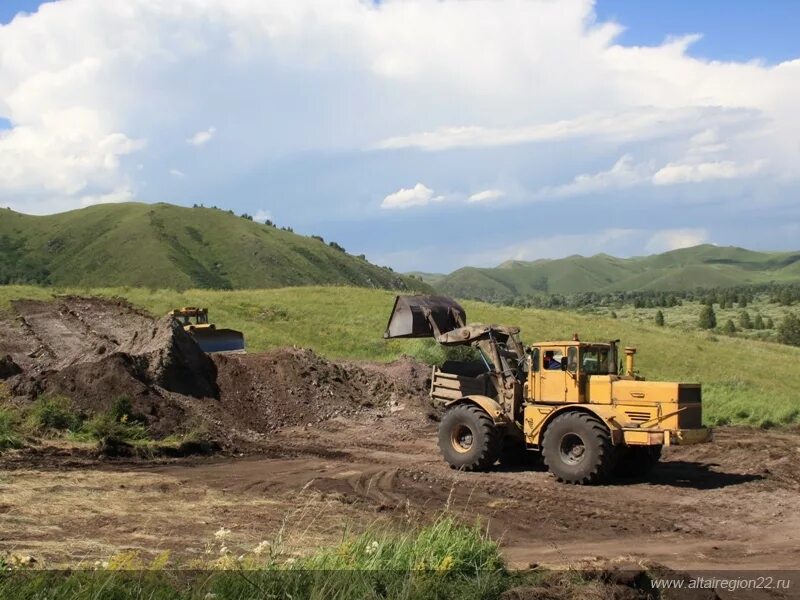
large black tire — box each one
[438,404,500,471]
[542,412,615,484]
[614,445,662,479]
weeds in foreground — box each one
[0,408,22,450]
[0,515,512,600]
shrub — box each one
[698,305,717,329]
[24,395,82,433]
[85,413,147,443]
[654,310,664,327]
[722,319,737,335]
[777,313,800,346]
[0,408,22,450]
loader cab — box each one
[528,340,618,404]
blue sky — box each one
[0,1,798,272]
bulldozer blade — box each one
[189,328,246,353]
[384,295,466,339]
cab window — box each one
[567,347,578,372]
[531,348,540,372]
[581,347,611,375]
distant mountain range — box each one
[0,202,429,292]
[421,245,800,301]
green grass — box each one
[0,516,513,600]
[0,202,429,293]
[0,408,22,450]
[23,395,83,434]
[1,284,799,427]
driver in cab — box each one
[543,350,562,370]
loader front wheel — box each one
[438,404,500,471]
[542,412,615,484]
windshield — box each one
[580,346,612,375]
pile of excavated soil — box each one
[208,350,433,440]
[0,296,431,448]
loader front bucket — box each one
[384,295,466,339]
[189,328,246,353]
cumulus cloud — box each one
[645,228,710,253]
[653,160,766,185]
[0,0,796,226]
[381,183,444,210]
[468,189,505,203]
[539,155,651,198]
[187,127,216,146]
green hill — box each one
[0,203,429,292]
[435,245,800,300]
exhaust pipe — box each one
[624,347,636,377]
[384,295,466,339]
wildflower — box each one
[219,546,229,555]
[253,541,270,555]
[365,541,380,556]
[436,555,454,573]
[214,527,231,540]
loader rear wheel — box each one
[615,445,662,479]
[438,404,500,471]
[542,412,615,484]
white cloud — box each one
[169,168,185,178]
[381,183,444,210]
[375,107,748,152]
[0,0,796,219]
[187,126,216,146]
[468,189,505,203]
[539,155,652,198]
[653,160,766,185]
[253,209,273,223]
[80,187,134,207]
[645,228,710,252]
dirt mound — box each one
[1,295,432,448]
[210,348,431,439]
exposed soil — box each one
[0,296,430,445]
[1,295,799,597]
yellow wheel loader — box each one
[168,307,245,353]
[384,295,711,484]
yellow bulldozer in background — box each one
[168,307,245,353]
[384,295,712,484]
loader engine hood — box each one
[384,295,466,339]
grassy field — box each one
[584,296,792,343]
[1,285,799,427]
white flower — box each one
[253,541,270,555]
[365,541,380,555]
[214,527,231,539]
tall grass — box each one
[1,284,798,427]
[0,408,22,450]
[0,516,512,600]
